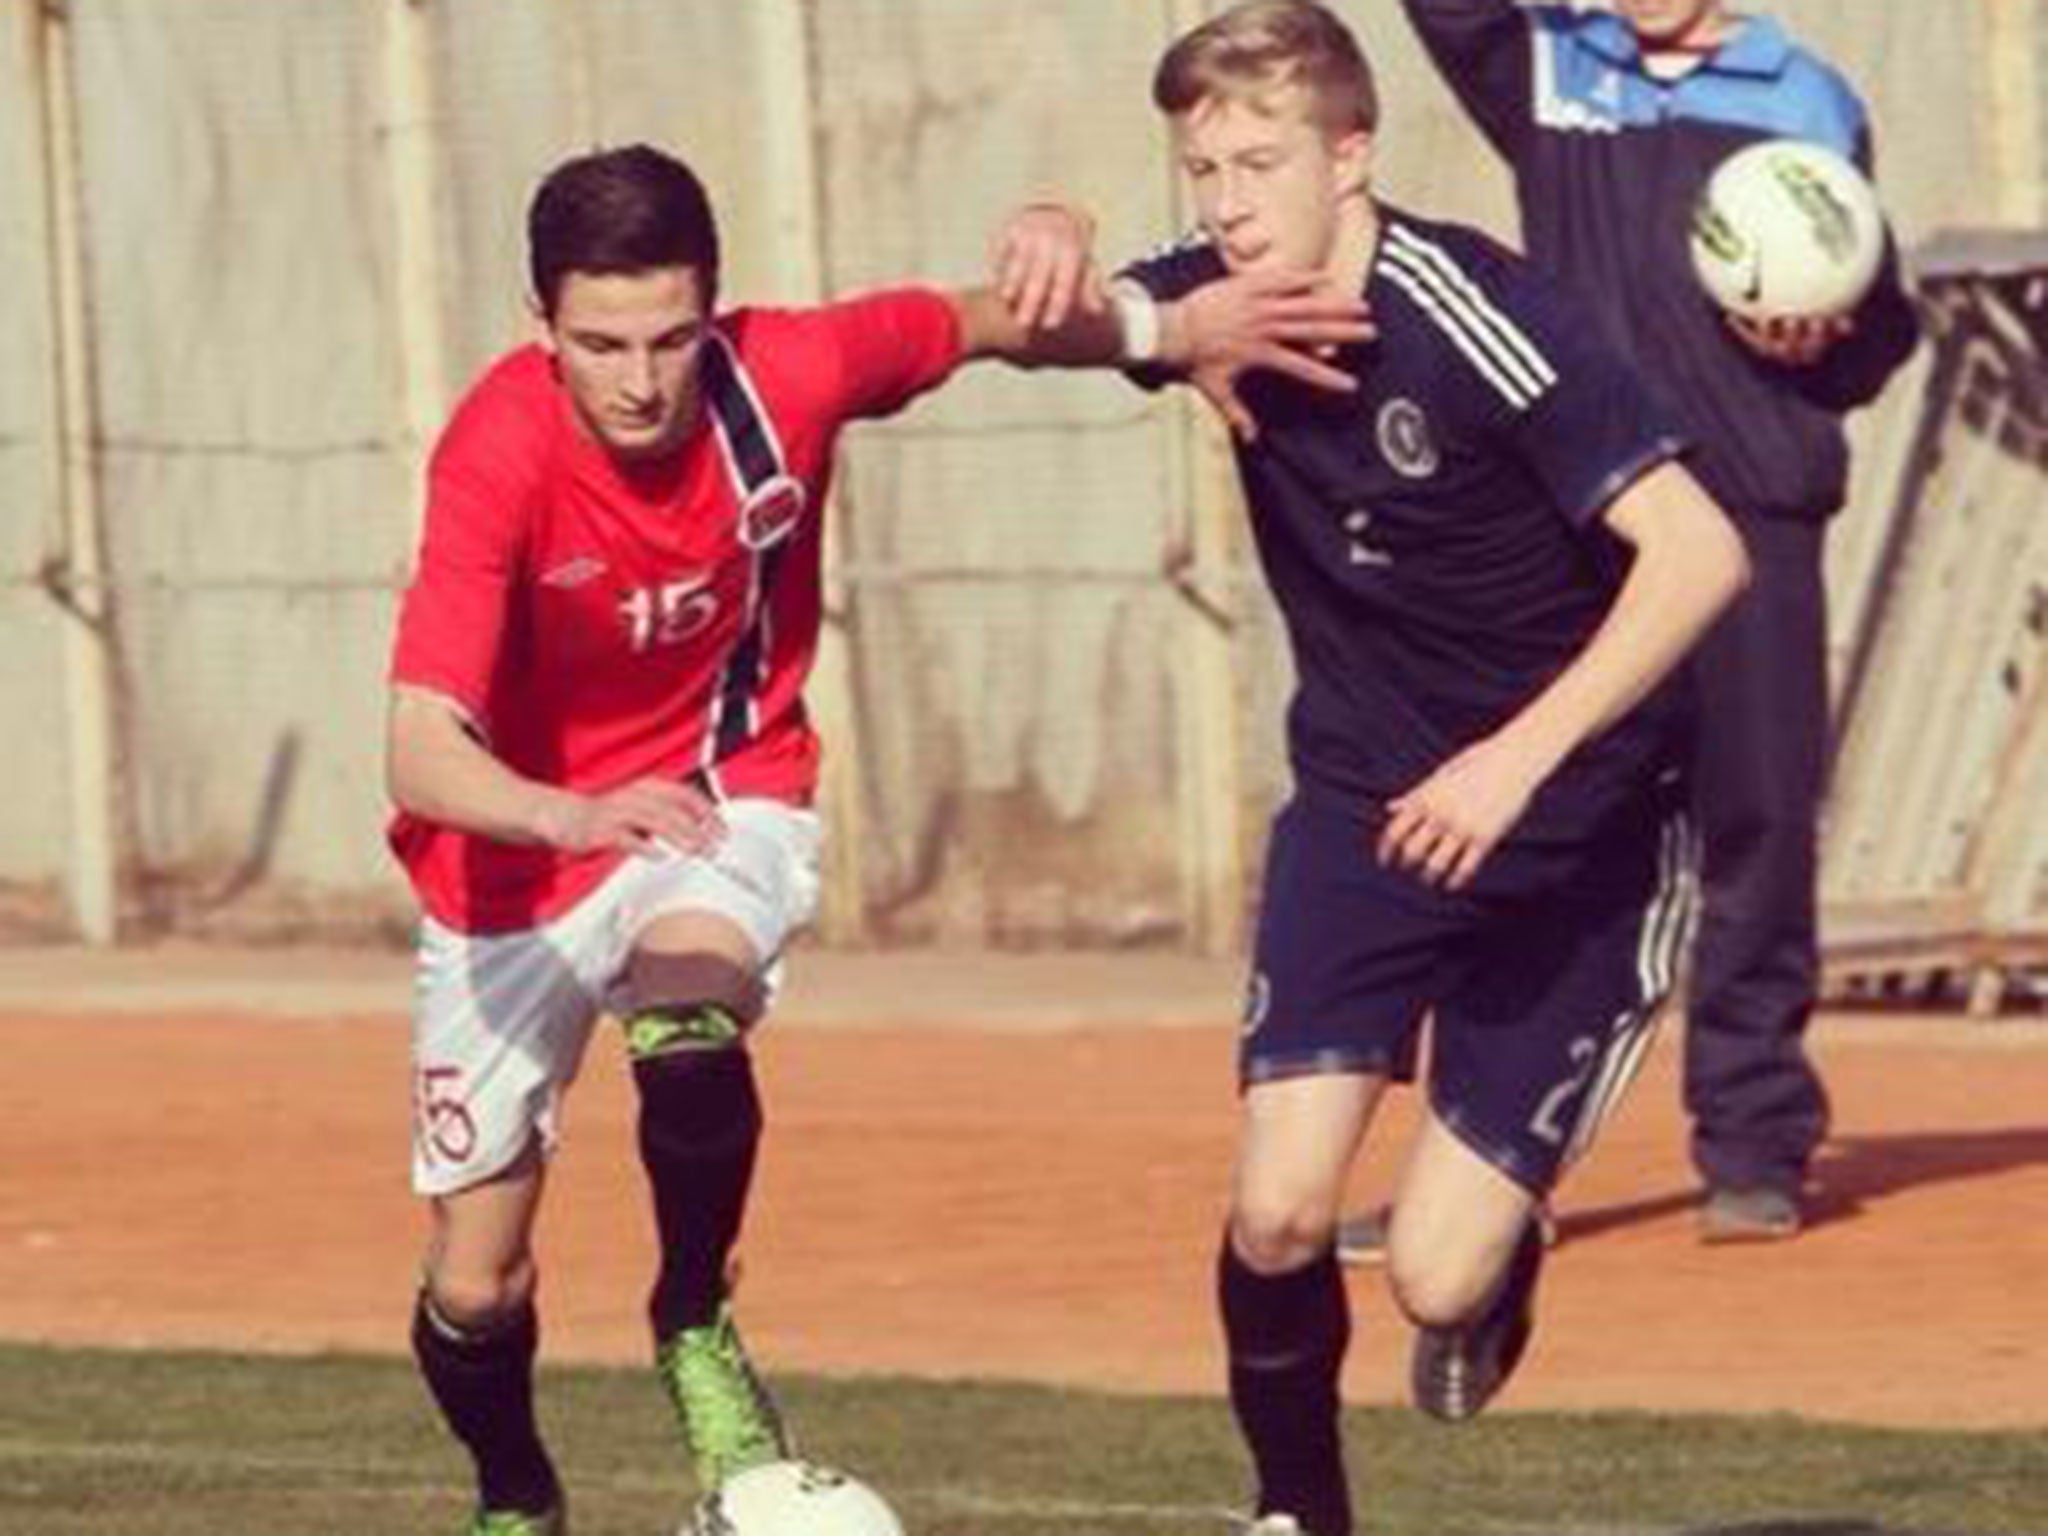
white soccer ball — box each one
[1688,139,1887,322]
[683,1459,906,1536]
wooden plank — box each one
[1821,894,2048,1013]
[1955,481,2048,1010]
[549,0,596,146]
[380,0,450,532]
[1166,393,1250,956]
[1987,0,2046,227]
[31,0,118,943]
[1164,0,1248,956]
[751,0,871,945]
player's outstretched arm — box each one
[386,685,722,856]
[967,201,1372,431]
[953,273,1368,383]
[990,202,1104,333]
[1380,462,1749,889]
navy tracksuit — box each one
[1402,1,1921,1193]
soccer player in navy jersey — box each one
[1001,4,1749,1532]
[385,143,1365,1536]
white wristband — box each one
[1112,287,1162,363]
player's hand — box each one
[1167,270,1375,441]
[991,201,1104,331]
[1727,311,1853,367]
[537,777,725,858]
[1378,738,1542,890]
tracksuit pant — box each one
[1684,511,1833,1194]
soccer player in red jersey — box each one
[386,143,1367,1536]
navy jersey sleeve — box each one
[1116,237,1229,304]
[1476,264,1688,527]
[1400,0,1536,160]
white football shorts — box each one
[408,798,821,1196]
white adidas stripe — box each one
[1379,257,1538,409]
[1386,224,1558,394]
[1530,21,1623,135]
[1561,813,1698,1165]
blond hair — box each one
[1153,0,1379,136]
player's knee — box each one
[1387,1243,1496,1330]
[625,946,763,1034]
[424,1253,538,1332]
[1229,1195,1338,1275]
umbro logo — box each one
[540,555,609,589]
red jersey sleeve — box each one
[809,286,964,419]
[389,356,550,724]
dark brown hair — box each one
[527,144,720,317]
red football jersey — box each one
[388,288,962,932]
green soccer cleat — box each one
[656,1305,791,1490]
[462,1504,566,1536]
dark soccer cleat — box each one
[1410,1217,1545,1422]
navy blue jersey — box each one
[1122,208,1687,848]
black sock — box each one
[411,1293,560,1515]
[1218,1237,1354,1536]
[632,1042,763,1339]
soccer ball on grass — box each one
[682,1459,906,1536]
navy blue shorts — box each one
[1241,792,1697,1194]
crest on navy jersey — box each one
[1375,397,1439,479]
[737,473,808,551]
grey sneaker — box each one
[1699,1185,1803,1244]
[1337,1201,1557,1268]
[1410,1217,1545,1422]
[1238,1518,1308,1535]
